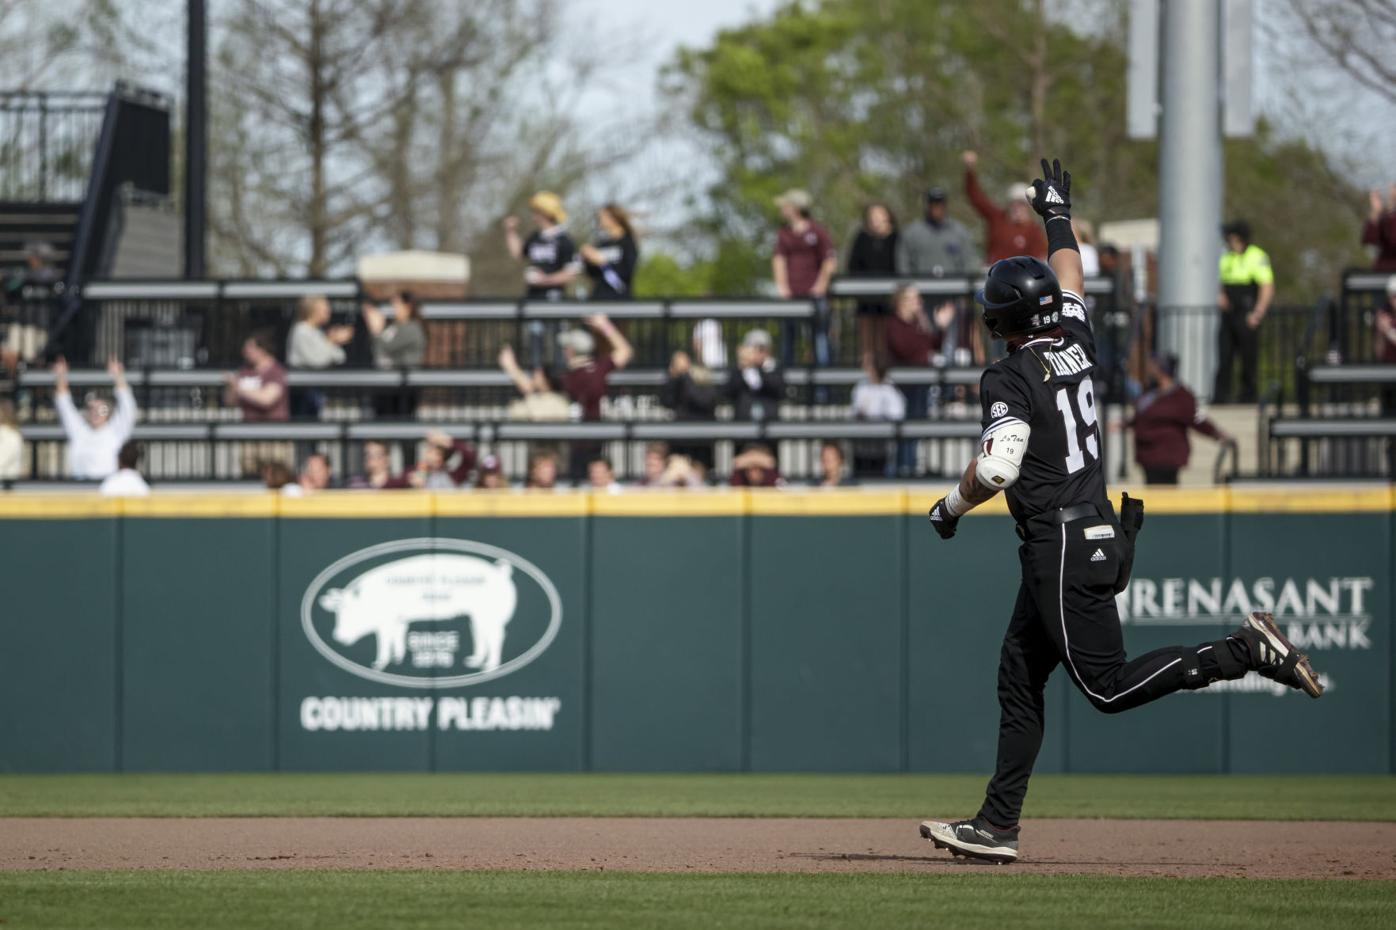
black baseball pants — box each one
[976,509,1249,829]
[1213,309,1258,404]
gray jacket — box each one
[287,321,346,369]
[894,218,979,276]
[373,321,426,369]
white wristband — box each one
[944,485,970,517]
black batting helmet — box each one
[975,256,1062,340]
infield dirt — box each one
[1,818,1392,880]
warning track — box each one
[2,818,1393,879]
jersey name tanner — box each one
[1042,344,1091,377]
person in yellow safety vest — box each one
[1215,220,1274,404]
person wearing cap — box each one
[503,191,581,301]
[558,312,632,481]
[1119,355,1234,486]
[846,202,899,368]
[476,453,508,490]
[724,328,785,422]
[772,188,837,367]
[895,186,979,277]
[961,151,1046,264]
[1215,219,1274,404]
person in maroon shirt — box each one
[772,188,837,368]
[729,443,783,487]
[1363,185,1396,272]
[1122,355,1234,485]
[962,151,1047,264]
[559,313,632,481]
[225,333,289,422]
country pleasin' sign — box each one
[300,538,563,689]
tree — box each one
[1281,0,1396,108]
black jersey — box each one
[523,227,579,299]
[978,288,1106,524]
[584,233,637,299]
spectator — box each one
[261,459,297,494]
[499,343,569,421]
[1073,218,1100,276]
[526,448,559,490]
[962,150,1046,264]
[846,202,899,368]
[1377,276,1396,366]
[895,186,979,277]
[504,191,580,301]
[1,242,58,378]
[560,313,633,421]
[475,454,507,490]
[53,356,136,479]
[772,188,837,368]
[349,440,408,490]
[729,443,783,487]
[362,291,426,419]
[850,360,906,477]
[1363,185,1396,272]
[98,441,150,497]
[725,329,785,422]
[813,440,853,488]
[226,333,289,422]
[587,456,620,492]
[410,431,476,489]
[580,204,639,299]
[0,398,23,483]
[639,441,670,486]
[1215,219,1274,404]
[660,349,718,470]
[287,295,353,419]
[1122,355,1234,485]
[297,452,332,493]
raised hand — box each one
[1028,158,1072,220]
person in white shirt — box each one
[0,398,22,482]
[99,441,150,496]
[287,294,353,419]
[850,360,906,477]
[53,356,137,479]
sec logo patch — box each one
[990,401,1008,419]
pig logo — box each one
[301,538,562,689]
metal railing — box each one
[0,91,107,202]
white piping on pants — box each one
[1057,523,1181,704]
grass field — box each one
[1,772,1393,820]
[2,871,1394,930]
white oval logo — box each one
[300,538,562,689]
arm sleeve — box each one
[289,326,344,368]
[1249,248,1275,286]
[54,392,88,439]
[964,168,1000,222]
[110,385,138,441]
[377,324,425,367]
[557,234,581,273]
[979,366,1033,434]
[1057,289,1096,355]
[817,224,836,262]
[893,231,910,274]
[760,368,786,400]
[1187,395,1225,440]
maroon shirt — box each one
[730,466,782,488]
[885,315,942,366]
[236,362,289,422]
[563,356,616,421]
[1130,384,1223,470]
[1376,305,1396,364]
[1363,212,1396,272]
[965,168,1046,263]
[775,221,835,296]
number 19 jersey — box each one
[978,288,1106,524]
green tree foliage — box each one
[665,0,1367,301]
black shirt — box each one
[978,288,1106,524]
[584,233,638,299]
[847,229,898,276]
[524,227,578,300]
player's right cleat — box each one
[1232,611,1324,699]
[919,818,1019,864]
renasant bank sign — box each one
[297,538,564,732]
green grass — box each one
[0,871,1392,930]
[1,773,1392,820]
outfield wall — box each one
[0,488,1391,774]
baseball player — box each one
[919,159,1323,864]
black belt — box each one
[1016,502,1103,540]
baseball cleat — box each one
[919,818,1019,864]
[1233,611,1324,699]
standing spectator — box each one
[846,202,899,368]
[1363,184,1396,272]
[659,349,718,470]
[98,441,150,497]
[1215,220,1274,404]
[885,285,957,474]
[729,443,783,487]
[499,344,570,421]
[349,440,408,490]
[812,441,853,488]
[504,192,580,300]
[559,313,632,481]
[580,204,639,299]
[287,295,353,419]
[724,329,785,422]
[410,431,476,489]
[1122,356,1234,485]
[226,333,289,422]
[962,151,1046,264]
[526,448,559,490]
[362,291,426,419]
[850,360,906,477]
[895,186,979,277]
[475,454,507,490]
[587,456,620,492]
[53,356,136,479]
[772,189,837,368]
[0,398,23,483]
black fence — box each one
[0,91,107,202]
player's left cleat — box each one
[1233,611,1324,699]
[919,818,1019,864]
